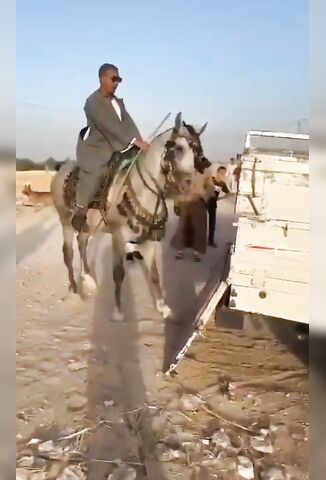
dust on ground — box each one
[16,172,308,479]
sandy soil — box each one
[16,172,308,479]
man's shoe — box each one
[209,240,217,248]
[193,252,201,262]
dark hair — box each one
[218,166,226,171]
[98,63,118,78]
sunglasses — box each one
[109,75,122,83]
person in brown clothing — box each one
[233,154,242,192]
[207,165,230,247]
[171,169,215,262]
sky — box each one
[16,0,308,162]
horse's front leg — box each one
[111,230,126,322]
[77,231,97,297]
[141,241,172,319]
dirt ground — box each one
[16,171,308,480]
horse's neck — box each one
[129,130,170,205]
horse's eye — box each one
[176,145,183,153]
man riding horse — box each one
[72,63,149,232]
[52,62,211,320]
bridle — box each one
[160,125,207,188]
[116,125,209,242]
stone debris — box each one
[284,465,306,479]
[38,440,55,452]
[179,394,203,412]
[27,438,41,446]
[182,442,205,462]
[57,465,86,480]
[261,467,285,480]
[107,464,137,480]
[67,360,87,371]
[151,413,169,434]
[16,468,29,480]
[155,442,186,462]
[17,455,34,468]
[210,429,232,450]
[237,456,255,479]
[164,431,197,448]
[66,393,87,411]
[250,434,274,454]
[37,439,64,458]
[29,473,47,480]
[190,465,211,480]
[15,387,306,480]
[167,410,191,426]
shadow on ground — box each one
[16,213,56,265]
[85,233,167,480]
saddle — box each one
[63,146,139,211]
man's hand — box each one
[134,139,150,151]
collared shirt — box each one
[111,98,137,150]
[111,97,122,121]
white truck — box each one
[228,130,309,324]
[167,130,309,375]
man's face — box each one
[101,68,122,95]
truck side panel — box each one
[229,149,309,324]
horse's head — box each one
[161,113,211,192]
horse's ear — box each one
[198,122,208,136]
[174,112,182,132]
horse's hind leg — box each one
[62,224,77,293]
[141,241,172,319]
[77,231,97,295]
[111,232,125,322]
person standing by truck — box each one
[226,157,237,192]
[233,154,242,192]
[207,165,229,247]
[171,169,215,262]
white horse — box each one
[51,113,208,321]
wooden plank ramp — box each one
[165,243,232,375]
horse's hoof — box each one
[156,299,172,319]
[111,308,125,322]
[69,284,78,294]
[81,274,97,295]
